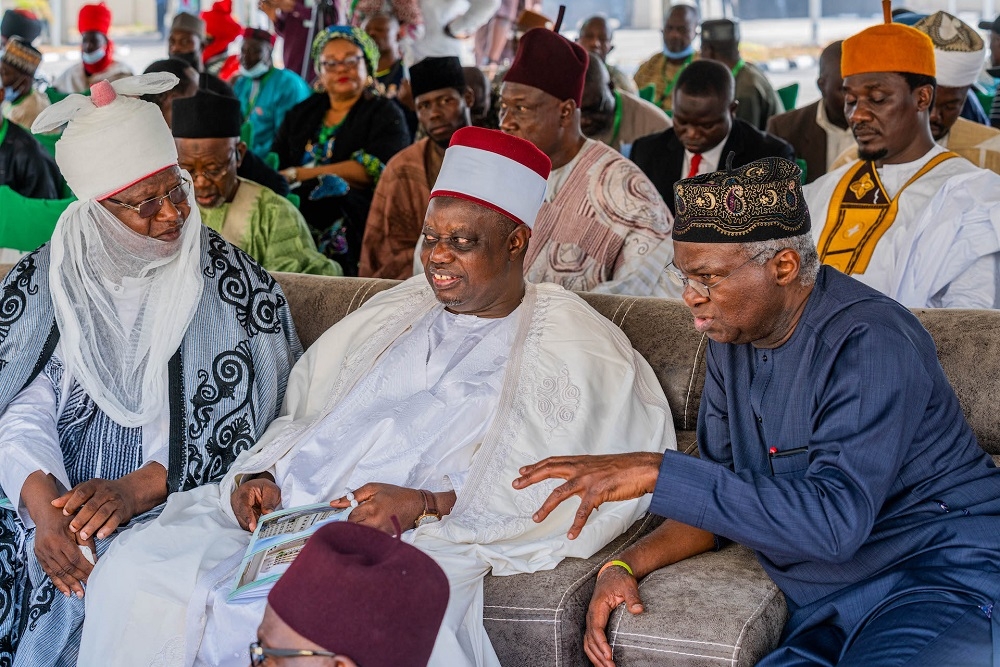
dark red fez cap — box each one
[267,522,449,667]
[503,28,588,106]
[243,26,275,45]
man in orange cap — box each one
[52,2,132,93]
[805,5,1000,309]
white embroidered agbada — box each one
[804,144,1000,308]
[79,276,675,667]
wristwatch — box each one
[414,489,441,528]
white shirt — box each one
[815,102,855,172]
[681,130,731,179]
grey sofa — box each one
[274,273,1000,667]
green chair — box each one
[777,83,799,111]
[638,83,656,104]
[0,185,75,251]
[795,158,808,185]
[32,131,60,158]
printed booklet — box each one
[229,502,350,602]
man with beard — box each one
[172,89,341,276]
[359,56,472,279]
[167,11,235,98]
[805,11,1000,308]
[579,53,670,156]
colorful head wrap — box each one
[672,156,810,243]
[311,25,380,76]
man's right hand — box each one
[584,566,646,667]
[33,505,95,598]
[231,477,281,531]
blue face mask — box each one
[239,61,270,79]
[663,44,695,60]
[81,47,106,65]
[3,85,20,104]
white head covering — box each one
[913,11,985,88]
[33,74,204,427]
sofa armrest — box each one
[607,544,786,667]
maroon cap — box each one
[503,28,589,106]
[267,522,450,667]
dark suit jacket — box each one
[766,101,828,184]
[631,118,795,215]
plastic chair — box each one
[638,83,656,104]
[0,185,75,251]
[795,158,808,185]
[777,83,798,111]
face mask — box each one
[239,61,269,79]
[3,85,20,104]
[663,44,695,60]
[172,51,200,69]
[81,47,106,64]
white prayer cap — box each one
[913,12,985,88]
[430,126,551,229]
[32,73,179,201]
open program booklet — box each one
[230,502,351,602]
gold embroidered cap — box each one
[673,156,810,243]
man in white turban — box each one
[0,73,302,666]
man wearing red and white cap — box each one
[500,27,678,297]
[80,126,675,667]
[53,3,133,94]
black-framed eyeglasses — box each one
[665,250,770,298]
[319,55,362,71]
[106,179,191,219]
[182,151,236,181]
[249,641,339,665]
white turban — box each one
[913,11,986,88]
[32,73,179,200]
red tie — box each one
[687,153,702,178]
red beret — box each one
[267,522,449,667]
[78,2,111,35]
[503,28,589,106]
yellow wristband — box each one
[598,559,634,578]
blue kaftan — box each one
[651,266,1000,665]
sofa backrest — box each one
[273,274,1000,456]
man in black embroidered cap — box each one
[359,55,473,279]
[173,90,341,275]
[515,156,1000,666]
[700,18,783,131]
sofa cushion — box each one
[483,514,661,666]
[607,544,786,667]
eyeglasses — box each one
[182,151,236,181]
[106,180,191,219]
[249,641,339,665]
[665,250,770,298]
[318,55,362,71]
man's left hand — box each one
[512,452,663,539]
[51,479,137,542]
[330,483,423,535]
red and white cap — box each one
[430,126,551,229]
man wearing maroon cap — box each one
[80,127,675,667]
[500,27,677,297]
[254,522,449,667]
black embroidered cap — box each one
[410,56,466,100]
[672,155,810,243]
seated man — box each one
[167,11,235,98]
[53,3,133,94]
[255,521,449,667]
[500,28,676,296]
[1,8,42,47]
[632,5,699,114]
[232,27,311,159]
[0,73,300,665]
[463,65,495,128]
[172,89,341,276]
[805,16,1000,308]
[576,15,637,95]
[767,41,852,184]
[580,53,671,156]
[631,59,793,215]
[0,84,60,199]
[515,157,1000,667]
[700,19,783,131]
[78,127,674,667]
[361,56,473,280]
[141,57,201,129]
[1,37,49,131]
